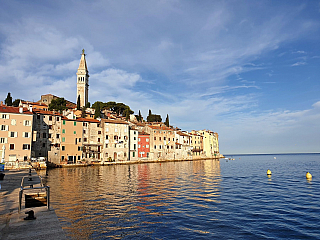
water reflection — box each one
[46,160,222,239]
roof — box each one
[76,117,100,123]
[33,109,62,116]
[177,131,190,137]
[0,106,33,115]
[148,125,173,131]
[138,131,150,136]
[22,101,48,107]
[102,119,129,125]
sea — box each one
[44,154,320,239]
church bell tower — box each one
[76,49,89,108]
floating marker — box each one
[306,172,312,179]
[267,169,272,175]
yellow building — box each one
[0,106,33,166]
[198,130,219,158]
[60,118,83,163]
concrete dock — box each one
[0,169,66,240]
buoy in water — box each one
[306,172,312,179]
[267,169,272,175]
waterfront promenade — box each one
[0,169,66,240]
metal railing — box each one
[18,171,50,213]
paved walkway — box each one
[0,169,66,239]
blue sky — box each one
[0,0,320,154]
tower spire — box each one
[76,49,89,108]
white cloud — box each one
[291,61,306,66]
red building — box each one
[138,131,150,158]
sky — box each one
[0,0,320,154]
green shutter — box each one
[63,120,66,125]
[74,131,76,134]
[74,121,76,126]
[62,137,65,142]
[62,129,65,134]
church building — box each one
[76,49,89,108]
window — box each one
[24,120,30,126]
[134,131,137,135]
[114,136,118,140]
[98,131,101,134]
[11,119,16,125]
[42,143,46,147]
[62,137,65,142]
[98,138,100,143]
[10,132,17,138]
[146,138,149,142]
[56,117,60,121]
[105,144,108,148]
[115,128,118,132]
[62,146,65,151]
[42,133,46,138]
[62,129,65,134]
[146,145,149,148]
[134,137,137,140]
[97,124,100,127]
[84,138,87,142]
[106,135,108,140]
[138,138,140,142]
[10,144,14,150]
[24,156,28,161]
[138,144,141,148]
[78,146,81,151]
[74,121,77,126]
[159,145,162,149]
[79,138,81,142]
[106,127,109,132]
[37,115,40,119]
[154,137,156,140]
[154,145,156,149]
[2,114,9,119]
[56,134,60,139]
[1,125,8,131]
[83,130,86,134]
[0,137,7,143]
[49,116,52,121]
[74,131,76,134]
[63,120,66,125]
[48,134,52,138]
[61,156,65,161]
[23,132,30,138]
[134,144,136,150]
[133,152,135,157]
[164,137,166,141]
[78,156,80,160]
[159,137,161,141]
[49,125,52,129]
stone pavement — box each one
[0,169,66,239]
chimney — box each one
[0,101,3,106]
[19,107,23,113]
[29,105,33,112]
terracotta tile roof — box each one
[0,106,33,115]
[76,117,100,123]
[102,119,129,125]
[138,131,149,135]
[148,125,173,131]
[33,109,62,116]
[177,131,191,137]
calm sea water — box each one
[44,154,320,239]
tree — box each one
[135,110,142,122]
[125,110,130,121]
[5,93,12,106]
[165,114,169,127]
[12,99,23,107]
[81,106,86,118]
[94,102,101,119]
[48,98,68,113]
[147,109,162,122]
[77,95,81,110]
[86,102,91,108]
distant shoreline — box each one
[223,152,320,156]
